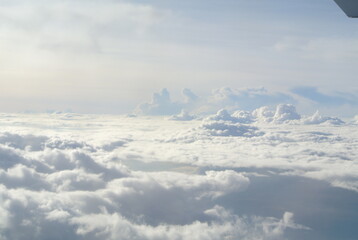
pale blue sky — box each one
[0,0,357,115]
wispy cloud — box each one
[291,86,358,106]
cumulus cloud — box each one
[70,209,305,240]
[0,164,50,191]
[207,87,294,112]
[0,142,287,240]
[0,133,47,151]
[135,87,357,118]
[206,109,240,122]
[201,122,263,137]
[0,124,312,240]
[182,88,198,104]
[0,145,29,170]
[250,104,301,123]
[136,88,201,116]
[169,110,196,121]
[202,104,344,126]
[137,87,296,116]
[136,88,182,115]
[300,111,345,125]
[1,110,357,239]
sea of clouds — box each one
[0,94,357,239]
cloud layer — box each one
[0,110,356,239]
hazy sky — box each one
[0,0,357,114]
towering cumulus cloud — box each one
[137,88,181,115]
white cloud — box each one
[0,111,357,239]
[0,133,47,151]
[207,109,240,122]
[0,146,27,170]
[207,87,294,112]
[136,88,201,116]
[169,110,196,121]
[182,88,198,104]
[136,88,182,115]
[137,87,295,116]
[355,115,358,124]
[201,121,264,137]
[70,209,305,240]
[0,164,50,191]
[300,111,345,125]
[0,143,295,240]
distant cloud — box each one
[201,104,342,126]
[301,111,345,125]
[201,121,263,137]
[137,86,358,117]
[208,87,294,111]
[137,87,295,116]
[291,86,358,106]
[136,88,182,115]
[136,88,201,116]
[169,110,196,121]
[182,88,198,103]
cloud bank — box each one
[136,87,358,117]
[0,106,356,239]
[0,130,306,240]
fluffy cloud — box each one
[207,87,294,112]
[1,111,357,239]
[169,110,196,121]
[136,88,201,116]
[137,87,358,118]
[300,111,345,125]
[201,121,263,137]
[70,209,306,240]
[202,104,344,126]
[0,133,46,151]
[136,88,182,115]
[182,88,198,104]
[0,139,292,240]
[0,129,291,240]
[138,87,295,116]
[251,104,301,124]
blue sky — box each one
[0,0,357,115]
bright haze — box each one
[0,0,357,116]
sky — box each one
[0,0,357,115]
[1,3,358,239]
[0,110,357,240]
